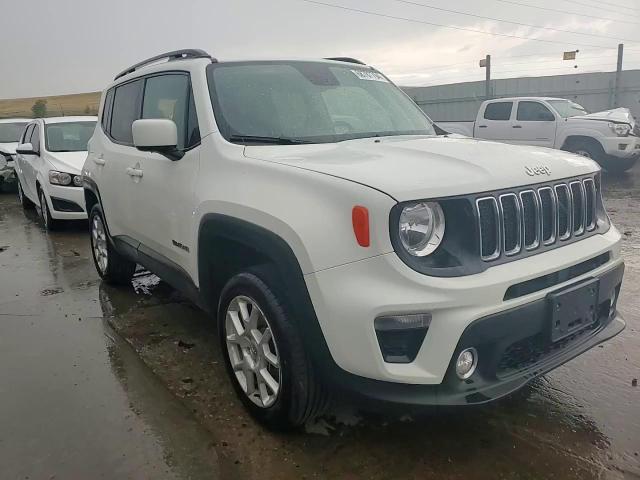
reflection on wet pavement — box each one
[1,164,639,479]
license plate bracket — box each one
[547,278,599,343]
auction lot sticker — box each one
[351,70,388,82]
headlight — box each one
[398,202,445,256]
[609,122,631,137]
[48,170,75,186]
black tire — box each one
[17,181,34,209]
[218,270,326,430]
[565,138,605,165]
[597,156,637,174]
[39,187,60,231]
[89,204,136,285]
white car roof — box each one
[41,116,98,124]
[0,117,31,123]
[489,97,568,102]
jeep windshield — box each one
[0,122,28,143]
[548,99,588,118]
[207,61,436,145]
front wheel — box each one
[218,271,326,430]
[597,156,637,174]
[39,188,60,231]
[89,204,136,285]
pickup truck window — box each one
[517,101,555,121]
[483,102,513,121]
[207,61,436,144]
[547,99,588,118]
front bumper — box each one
[42,184,87,220]
[316,261,624,407]
[601,135,640,159]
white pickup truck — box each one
[439,97,639,173]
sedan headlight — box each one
[49,170,82,186]
[398,202,445,256]
[609,122,631,137]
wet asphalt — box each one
[0,166,638,480]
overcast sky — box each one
[2,0,640,99]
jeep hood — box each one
[244,135,598,201]
[569,107,635,125]
[46,151,88,173]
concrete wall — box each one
[402,70,640,122]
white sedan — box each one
[15,116,97,230]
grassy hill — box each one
[0,92,101,119]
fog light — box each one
[455,347,477,379]
[374,313,431,364]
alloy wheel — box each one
[225,295,281,408]
[91,215,108,274]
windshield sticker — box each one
[351,70,388,82]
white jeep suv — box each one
[15,116,97,230]
[83,50,625,429]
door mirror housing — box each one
[16,143,37,155]
[132,119,184,160]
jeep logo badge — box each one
[525,165,551,176]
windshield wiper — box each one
[228,135,311,145]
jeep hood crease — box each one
[244,136,598,202]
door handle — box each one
[512,125,523,129]
[126,167,143,178]
[93,154,105,165]
[478,125,488,128]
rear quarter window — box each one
[483,102,513,121]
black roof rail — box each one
[114,49,216,80]
[324,57,367,65]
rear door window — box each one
[102,88,114,133]
[110,80,143,144]
[517,101,555,121]
[483,102,513,121]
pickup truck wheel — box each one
[219,271,326,430]
[597,156,637,174]
[89,204,136,285]
[17,181,34,210]
[566,140,604,163]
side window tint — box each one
[483,102,513,121]
[142,74,190,150]
[186,89,200,148]
[517,101,554,121]
[111,80,143,144]
[30,125,41,153]
[102,88,114,133]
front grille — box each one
[477,176,599,262]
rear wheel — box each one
[17,181,34,209]
[89,204,136,285]
[39,188,60,231]
[218,270,326,430]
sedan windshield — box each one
[548,100,588,118]
[207,61,436,144]
[0,122,28,143]
[45,121,96,152]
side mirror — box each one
[16,143,36,155]
[132,119,183,160]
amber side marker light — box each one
[352,205,370,247]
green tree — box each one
[31,99,47,118]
